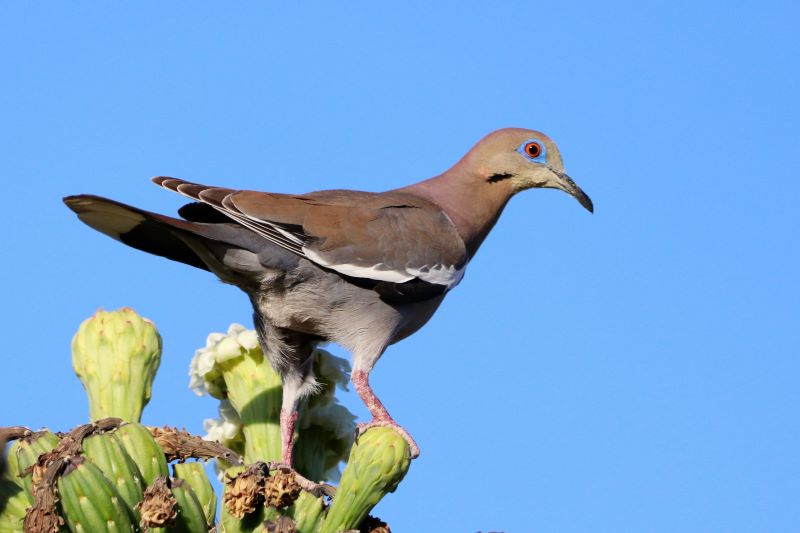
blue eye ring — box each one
[518,139,547,162]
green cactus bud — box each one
[113,423,168,486]
[0,477,31,533]
[72,308,162,423]
[81,433,144,518]
[14,430,60,494]
[173,462,216,526]
[57,455,137,532]
[320,427,411,533]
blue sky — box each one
[2,2,798,531]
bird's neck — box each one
[399,167,514,258]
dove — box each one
[64,128,592,469]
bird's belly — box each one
[251,267,444,348]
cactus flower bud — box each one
[321,427,411,533]
[72,308,162,423]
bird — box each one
[64,127,592,470]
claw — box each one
[356,419,420,459]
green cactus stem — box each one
[215,345,282,464]
[287,491,325,533]
[168,477,208,533]
[113,423,169,486]
[81,433,144,519]
[173,462,216,526]
[0,477,31,533]
[320,427,411,533]
[14,431,61,495]
[72,308,162,423]
[57,455,137,533]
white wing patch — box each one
[304,248,465,287]
[408,263,465,288]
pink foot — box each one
[356,418,420,459]
[351,369,420,459]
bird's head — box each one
[467,128,593,213]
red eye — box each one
[525,142,542,158]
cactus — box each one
[72,308,162,423]
[139,476,208,533]
[14,430,61,495]
[113,423,169,486]
[173,462,216,526]
[57,455,137,532]
[1,310,414,532]
[321,427,411,533]
[0,477,30,532]
[81,432,144,518]
[190,324,283,463]
[168,478,208,532]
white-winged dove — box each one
[64,128,592,467]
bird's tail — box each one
[64,194,220,271]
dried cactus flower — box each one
[138,476,178,528]
[264,468,301,509]
[72,308,161,422]
[223,463,269,519]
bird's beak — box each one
[553,171,593,213]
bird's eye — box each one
[525,142,542,158]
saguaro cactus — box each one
[0,308,412,532]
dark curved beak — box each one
[555,171,593,213]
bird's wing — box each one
[154,177,468,300]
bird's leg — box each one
[279,408,298,466]
[352,369,420,458]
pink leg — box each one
[352,369,420,458]
[280,408,298,466]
